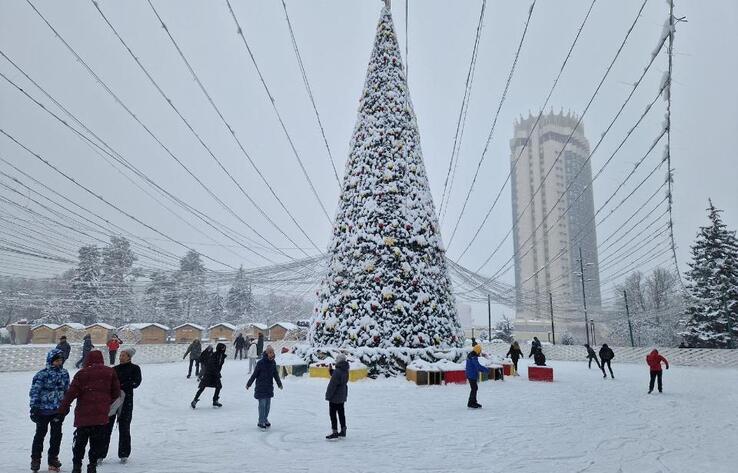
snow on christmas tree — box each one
[310,5,462,352]
[682,200,738,348]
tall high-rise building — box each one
[510,111,601,336]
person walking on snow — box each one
[325,353,349,439]
[29,349,69,473]
[528,336,542,358]
[106,334,121,366]
[183,339,202,379]
[191,343,227,409]
[256,332,265,357]
[585,344,601,370]
[646,349,669,393]
[465,344,489,409]
[233,333,247,360]
[599,344,615,378]
[99,347,141,465]
[75,334,94,369]
[246,345,283,429]
[505,341,524,375]
[58,350,121,473]
[55,336,71,366]
[247,339,258,373]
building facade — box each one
[510,111,601,334]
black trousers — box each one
[109,350,117,365]
[31,414,63,460]
[187,358,200,377]
[512,358,519,373]
[329,402,346,431]
[588,356,601,369]
[649,370,663,392]
[467,379,479,406]
[601,360,614,377]
[100,415,132,460]
[72,425,107,467]
[235,347,244,360]
[194,384,222,402]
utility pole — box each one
[549,292,555,345]
[590,320,596,346]
[487,294,492,343]
[578,247,590,345]
[624,290,635,348]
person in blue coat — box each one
[246,345,283,429]
[29,349,70,472]
[465,344,489,409]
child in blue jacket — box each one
[465,344,489,409]
[29,348,70,472]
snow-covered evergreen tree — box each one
[206,292,225,327]
[100,236,137,326]
[310,6,462,350]
[682,201,738,348]
[72,245,101,325]
[226,265,253,323]
[178,250,207,321]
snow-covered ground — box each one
[2,358,736,473]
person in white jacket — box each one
[247,340,257,373]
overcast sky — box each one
[1,0,736,319]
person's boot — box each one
[119,458,128,464]
[87,463,97,473]
[326,430,339,440]
[339,427,347,438]
[48,457,62,472]
[30,458,41,472]
[191,398,199,409]
[212,400,222,408]
[71,466,82,473]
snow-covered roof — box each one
[86,323,115,330]
[174,323,205,331]
[209,322,237,330]
[120,323,170,331]
[59,323,86,330]
[248,323,268,330]
[270,322,298,331]
[32,323,60,330]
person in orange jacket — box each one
[646,349,669,394]
[106,335,121,366]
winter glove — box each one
[29,408,40,423]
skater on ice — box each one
[528,336,542,358]
[325,353,349,439]
[191,342,227,409]
[58,350,121,473]
[29,348,69,472]
[584,344,601,370]
[197,344,214,381]
[183,338,202,379]
[55,336,71,366]
[247,338,258,373]
[599,344,615,378]
[246,345,283,429]
[106,334,121,366]
[99,347,141,464]
[256,332,265,357]
[465,344,489,408]
[505,341,523,375]
[75,334,94,369]
[646,349,669,393]
[233,333,247,360]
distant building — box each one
[510,111,601,337]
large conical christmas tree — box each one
[310,6,462,350]
[682,201,738,348]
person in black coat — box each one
[99,348,142,464]
[197,345,213,381]
[505,341,524,375]
[533,346,546,366]
[74,334,94,369]
[55,336,71,365]
[256,333,265,357]
[191,343,226,409]
[325,354,349,440]
[585,344,601,370]
[599,344,615,378]
[233,334,246,360]
[246,346,282,429]
[183,339,202,378]
[528,337,542,358]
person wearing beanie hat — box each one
[465,344,489,409]
[325,353,349,440]
[99,346,141,465]
[29,349,70,472]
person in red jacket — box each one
[646,349,669,394]
[106,335,121,366]
[58,350,121,473]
